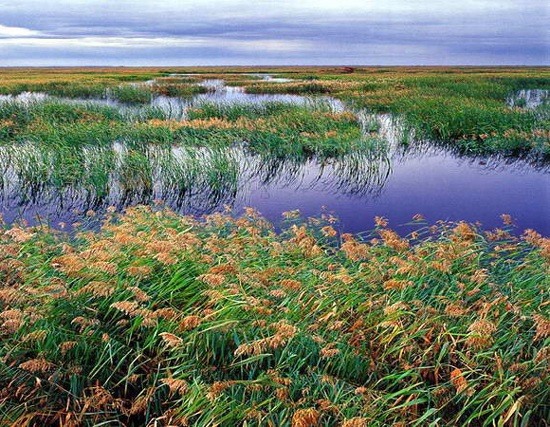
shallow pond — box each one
[1,139,548,236]
[507,89,549,109]
[0,82,548,235]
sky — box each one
[0,0,548,66]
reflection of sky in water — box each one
[240,149,549,235]
[0,82,548,235]
[1,139,548,236]
[507,89,549,109]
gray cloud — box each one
[0,0,547,65]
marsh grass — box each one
[0,208,548,426]
[2,67,549,156]
[151,83,209,97]
[108,85,153,104]
[238,69,550,156]
[0,96,371,158]
[0,66,549,426]
[0,142,243,210]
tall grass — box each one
[0,208,548,426]
[108,85,153,104]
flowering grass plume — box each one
[0,206,548,425]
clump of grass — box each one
[108,85,153,104]
[152,83,209,97]
[398,97,535,138]
[244,80,362,96]
[0,81,109,98]
[0,208,548,426]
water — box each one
[241,149,549,235]
[1,137,548,235]
[0,92,49,104]
[0,83,548,235]
[507,89,549,109]
[247,73,294,83]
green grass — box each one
[152,83,209,97]
[1,66,549,156]
[0,207,548,426]
[0,97,373,158]
[109,85,153,104]
[0,67,549,426]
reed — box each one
[0,207,548,426]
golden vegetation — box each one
[0,206,548,425]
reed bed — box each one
[0,207,548,426]
[0,98,370,158]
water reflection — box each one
[0,140,391,219]
[507,89,549,109]
[0,92,49,104]
[1,134,548,235]
[246,73,295,83]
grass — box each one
[2,66,548,156]
[0,207,548,426]
[108,85,153,104]
[151,83,209,97]
[0,66,549,426]
[237,68,550,156]
[0,97,372,158]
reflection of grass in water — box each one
[0,143,243,213]
[0,141,390,217]
[0,207,548,425]
[116,149,154,203]
[326,143,392,197]
[108,83,211,103]
[244,139,392,197]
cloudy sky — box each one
[0,0,548,66]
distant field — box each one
[1,66,549,153]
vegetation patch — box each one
[0,207,548,426]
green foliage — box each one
[109,85,153,104]
[0,208,548,426]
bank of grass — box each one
[1,66,549,156]
[0,207,548,426]
[0,99,370,158]
[0,68,164,98]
